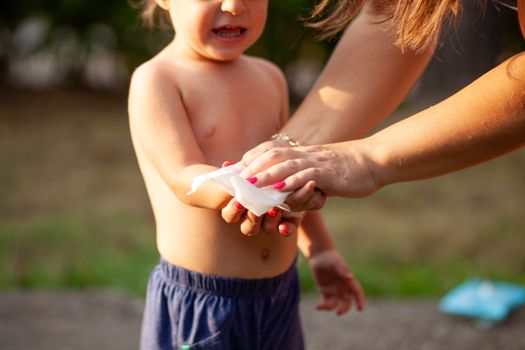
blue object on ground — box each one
[439,278,525,322]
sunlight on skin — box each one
[318,86,355,112]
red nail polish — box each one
[273,181,285,190]
[279,227,288,236]
[222,161,234,167]
[267,208,277,217]
[247,177,257,184]
[234,200,244,210]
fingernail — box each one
[222,161,234,167]
[279,226,288,236]
[246,177,257,184]
[267,208,277,217]
[234,200,244,210]
[272,181,286,190]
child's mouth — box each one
[212,26,247,39]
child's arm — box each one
[298,210,365,315]
[128,63,230,209]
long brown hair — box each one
[519,0,525,38]
[307,0,466,52]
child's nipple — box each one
[202,125,216,140]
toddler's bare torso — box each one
[132,51,297,278]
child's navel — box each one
[260,247,270,261]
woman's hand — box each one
[220,139,327,236]
[241,142,381,199]
[240,138,292,165]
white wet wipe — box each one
[188,163,291,216]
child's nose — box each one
[221,0,246,15]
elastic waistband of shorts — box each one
[159,257,297,298]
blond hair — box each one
[136,0,170,29]
[308,0,469,52]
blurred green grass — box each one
[1,90,524,297]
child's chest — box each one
[177,69,283,162]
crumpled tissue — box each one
[188,163,291,216]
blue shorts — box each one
[140,258,304,350]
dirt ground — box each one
[1,291,524,350]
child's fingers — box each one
[332,260,353,281]
[318,285,341,296]
[316,295,338,311]
[301,189,326,211]
[285,180,325,211]
[285,180,315,207]
[221,198,246,223]
[336,294,353,316]
[348,278,366,311]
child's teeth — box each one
[215,28,243,37]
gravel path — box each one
[1,290,524,350]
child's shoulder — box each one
[244,55,285,78]
[130,57,174,90]
[241,55,287,89]
[128,55,185,109]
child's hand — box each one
[309,250,365,315]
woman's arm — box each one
[241,2,434,165]
[224,2,434,232]
[282,3,434,144]
[368,52,525,188]
[244,52,525,198]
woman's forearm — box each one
[366,52,525,188]
[283,5,433,145]
[244,52,525,200]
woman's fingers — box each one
[244,160,332,195]
[240,139,288,166]
[262,208,281,233]
[277,220,297,237]
[241,143,378,199]
[240,147,304,181]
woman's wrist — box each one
[359,136,396,191]
[327,139,384,198]
[271,133,302,147]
